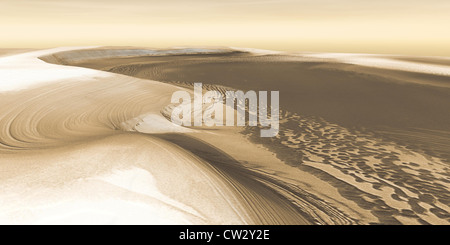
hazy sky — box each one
[1,0,450,55]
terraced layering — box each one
[1,47,449,224]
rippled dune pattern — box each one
[160,79,450,224]
[161,80,450,224]
[245,112,450,224]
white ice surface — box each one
[0,47,111,92]
[0,47,244,225]
[302,53,450,76]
